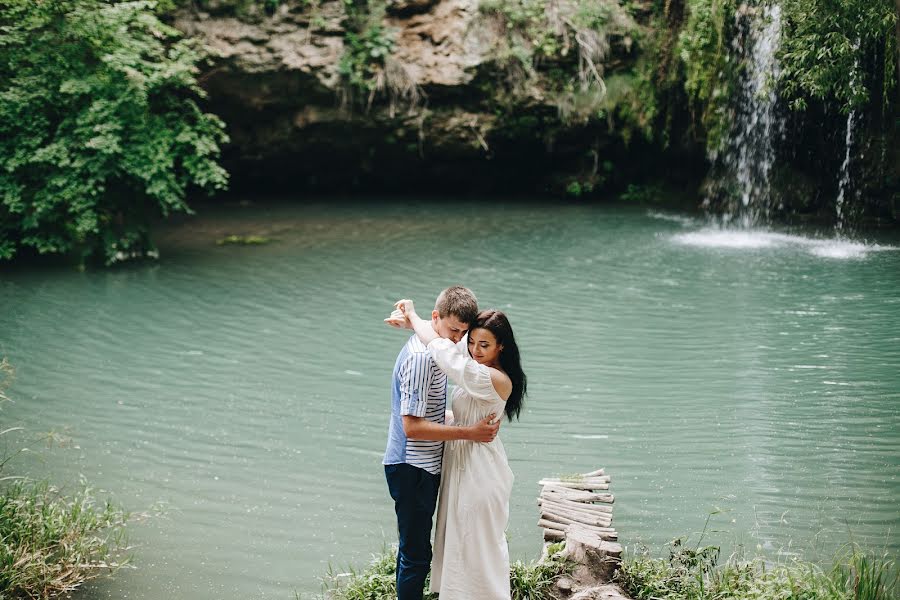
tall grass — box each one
[617,539,898,600]
[0,358,131,598]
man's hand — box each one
[467,413,500,442]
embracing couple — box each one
[382,286,527,600]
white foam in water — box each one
[808,241,869,259]
[673,230,790,249]
[646,211,697,227]
[671,228,893,259]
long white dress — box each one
[427,337,514,600]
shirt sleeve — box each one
[427,337,499,403]
[398,351,434,417]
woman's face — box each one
[468,328,502,367]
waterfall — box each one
[834,109,856,232]
[713,2,784,227]
[834,39,861,233]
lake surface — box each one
[1,200,898,599]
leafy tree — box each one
[778,0,897,113]
[0,0,229,265]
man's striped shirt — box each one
[383,335,448,474]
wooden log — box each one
[541,487,615,504]
[541,508,612,528]
[537,480,610,491]
[544,528,565,541]
[538,518,568,531]
[540,518,617,536]
[539,476,611,484]
[539,497,614,515]
[543,525,616,542]
[540,499,614,521]
[582,468,605,477]
[542,499,613,518]
[541,511,616,531]
[542,514,618,541]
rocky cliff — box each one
[170,0,696,195]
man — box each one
[383,286,500,600]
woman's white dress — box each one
[427,337,514,600]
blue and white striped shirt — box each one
[383,335,448,474]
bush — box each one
[0,0,229,265]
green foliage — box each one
[510,557,570,599]
[320,546,570,600]
[337,0,421,113]
[339,22,396,93]
[778,0,897,113]
[0,0,229,265]
[618,539,899,600]
[479,0,642,127]
[598,69,659,143]
[675,0,737,154]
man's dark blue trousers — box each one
[385,463,441,600]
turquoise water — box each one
[1,200,898,598]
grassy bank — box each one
[317,541,897,600]
[0,358,131,598]
[317,545,569,600]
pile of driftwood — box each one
[537,468,616,543]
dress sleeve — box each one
[427,338,498,402]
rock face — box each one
[169,0,671,194]
[169,1,897,225]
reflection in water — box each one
[1,201,898,599]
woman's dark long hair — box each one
[470,309,527,421]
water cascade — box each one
[712,2,784,226]
[834,40,861,232]
[834,109,856,232]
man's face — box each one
[432,312,469,343]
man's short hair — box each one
[434,286,478,324]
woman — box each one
[391,299,527,600]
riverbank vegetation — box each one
[0,360,131,598]
[618,539,898,600]
[318,546,569,599]
[319,540,898,600]
[0,0,228,266]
